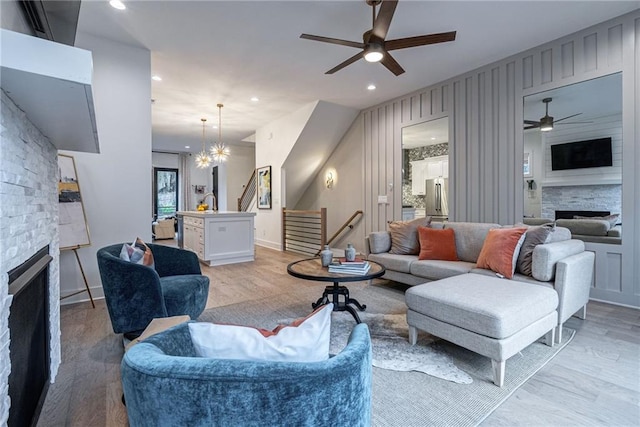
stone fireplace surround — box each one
[541,184,622,224]
[1,91,61,425]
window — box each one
[154,168,178,219]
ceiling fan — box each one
[300,0,456,76]
[524,97,591,131]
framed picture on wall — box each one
[523,152,532,178]
[257,165,272,209]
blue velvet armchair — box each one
[97,243,209,338]
[121,322,372,427]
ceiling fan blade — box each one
[371,0,398,40]
[524,125,539,130]
[523,122,541,129]
[300,34,364,49]
[385,31,457,51]
[381,52,405,76]
[523,120,540,125]
[554,113,582,123]
[325,51,365,74]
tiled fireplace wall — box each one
[0,90,61,424]
[541,184,622,222]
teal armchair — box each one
[121,322,372,427]
[97,243,209,339]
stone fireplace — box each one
[1,90,61,425]
[541,184,622,224]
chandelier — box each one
[210,103,230,162]
[195,118,212,169]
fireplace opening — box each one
[555,210,610,220]
[7,246,52,427]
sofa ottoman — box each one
[405,273,558,386]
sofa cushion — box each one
[417,227,458,261]
[405,274,558,339]
[410,260,475,281]
[545,225,571,243]
[388,217,432,255]
[574,213,619,227]
[476,228,527,279]
[443,222,500,263]
[516,225,553,276]
[555,219,610,236]
[469,268,555,289]
[367,253,417,274]
[532,239,585,282]
[188,303,333,362]
[368,231,392,254]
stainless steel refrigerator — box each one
[424,178,449,217]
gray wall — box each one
[59,32,152,304]
[357,12,638,306]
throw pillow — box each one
[417,226,458,261]
[388,217,432,255]
[516,225,553,276]
[120,237,155,268]
[188,303,333,363]
[476,228,527,279]
[574,214,620,228]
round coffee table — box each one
[287,258,385,323]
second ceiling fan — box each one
[300,0,456,76]
[524,98,591,131]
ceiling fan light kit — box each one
[300,0,456,76]
[364,43,384,62]
[539,115,554,132]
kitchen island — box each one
[177,211,256,266]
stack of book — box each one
[328,258,370,275]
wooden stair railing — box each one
[282,208,327,256]
[237,168,257,211]
[315,210,363,255]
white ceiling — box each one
[76,1,640,153]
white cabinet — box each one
[411,156,448,195]
[410,160,428,195]
[424,156,449,180]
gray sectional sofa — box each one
[523,217,621,244]
[365,221,595,343]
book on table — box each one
[328,260,370,275]
[336,257,367,265]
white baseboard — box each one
[255,238,281,251]
[60,286,104,306]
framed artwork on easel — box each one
[58,154,91,250]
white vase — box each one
[320,245,333,267]
[345,243,356,262]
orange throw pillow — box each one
[418,226,458,261]
[476,228,527,279]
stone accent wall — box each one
[0,90,61,424]
[403,142,449,208]
[541,184,622,222]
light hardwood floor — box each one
[37,244,639,426]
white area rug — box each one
[329,313,473,384]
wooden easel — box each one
[60,246,95,308]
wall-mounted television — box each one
[551,137,613,171]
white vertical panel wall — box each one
[361,11,639,307]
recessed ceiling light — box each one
[367,84,376,91]
[250,97,259,102]
[109,0,126,10]
[152,75,162,81]
[185,146,190,149]
[430,137,436,140]
[212,125,218,129]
